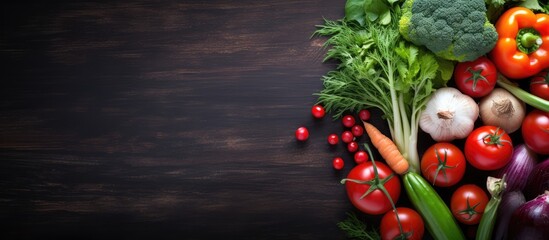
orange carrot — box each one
[363,121,409,175]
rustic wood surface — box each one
[1,1,497,239]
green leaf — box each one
[418,53,438,81]
[435,57,455,82]
[345,0,366,26]
[378,10,392,25]
[363,0,390,22]
[518,0,543,11]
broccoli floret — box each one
[399,0,498,62]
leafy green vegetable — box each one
[364,0,391,25]
[518,0,544,11]
[345,0,402,25]
[485,0,548,22]
[314,8,450,172]
[345,0,367,26]
[399,0,498,62]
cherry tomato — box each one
[522,109,549,155]
[347,141,359,153]
[351,125,364,137]
[380,207,425,240]
[354,150,368,164]
[341,131,355,143]
[529,70,549,101]
[342,115,356,128]
[464,126,513,170]
[359,109,371,121]
[454,56,497,98]
[332,157,344,170]
[343,161,401,215]
[295,127,309,141]
[327,134,339,145]
[311,105,326,119]
[420,142,466,187]
[451,184,489,225]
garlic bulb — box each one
[419,87,479,142]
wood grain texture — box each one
[1,1,354,239]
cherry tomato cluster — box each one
[294,105,373,171]
[295,106,425,239]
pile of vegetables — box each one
[293,0,549,239]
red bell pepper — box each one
[490,7,549,80]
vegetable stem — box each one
[477,176,506,240]
[520,32,541,49]
[517,28,543,54]
[496,74,549,112]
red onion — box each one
[495,144,537,193]
[494,191,525,240]
[525,158,549,200]
[508,191,549,239]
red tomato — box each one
[451,184,489,225]
[332,157,344,170]
[327,134,339,145]
[311,105,326,119]
[347,141,359,153]
[342,115,356,128]
[380,207,425,240]
[354,150,368,164]
[420,142,466,187]
[351,125,364,137]
[522,109,549,155]
[454,56,497,98]
[343,161,401,215]
[529,70,549,101]
[341,131,354,143]
[295,127,309,141]
[359,109,371,121]
[464,126,513,170]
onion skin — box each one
[495,144,537,193]
[525,158,549,200]
[494,191,525,240]
[479,88,525,134]
[508,192,549,240]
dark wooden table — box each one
[0,1,359,239]
[1,1,507,239]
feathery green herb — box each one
[314,8,452,172]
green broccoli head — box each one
[399,0,498,62]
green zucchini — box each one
[403,172,466,240]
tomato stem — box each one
[430,147,455,186]
[465,67,489,92]
[342,144,407,239]
[366,144,407,240]
[482,127,511,146]
[458,196,481,220]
